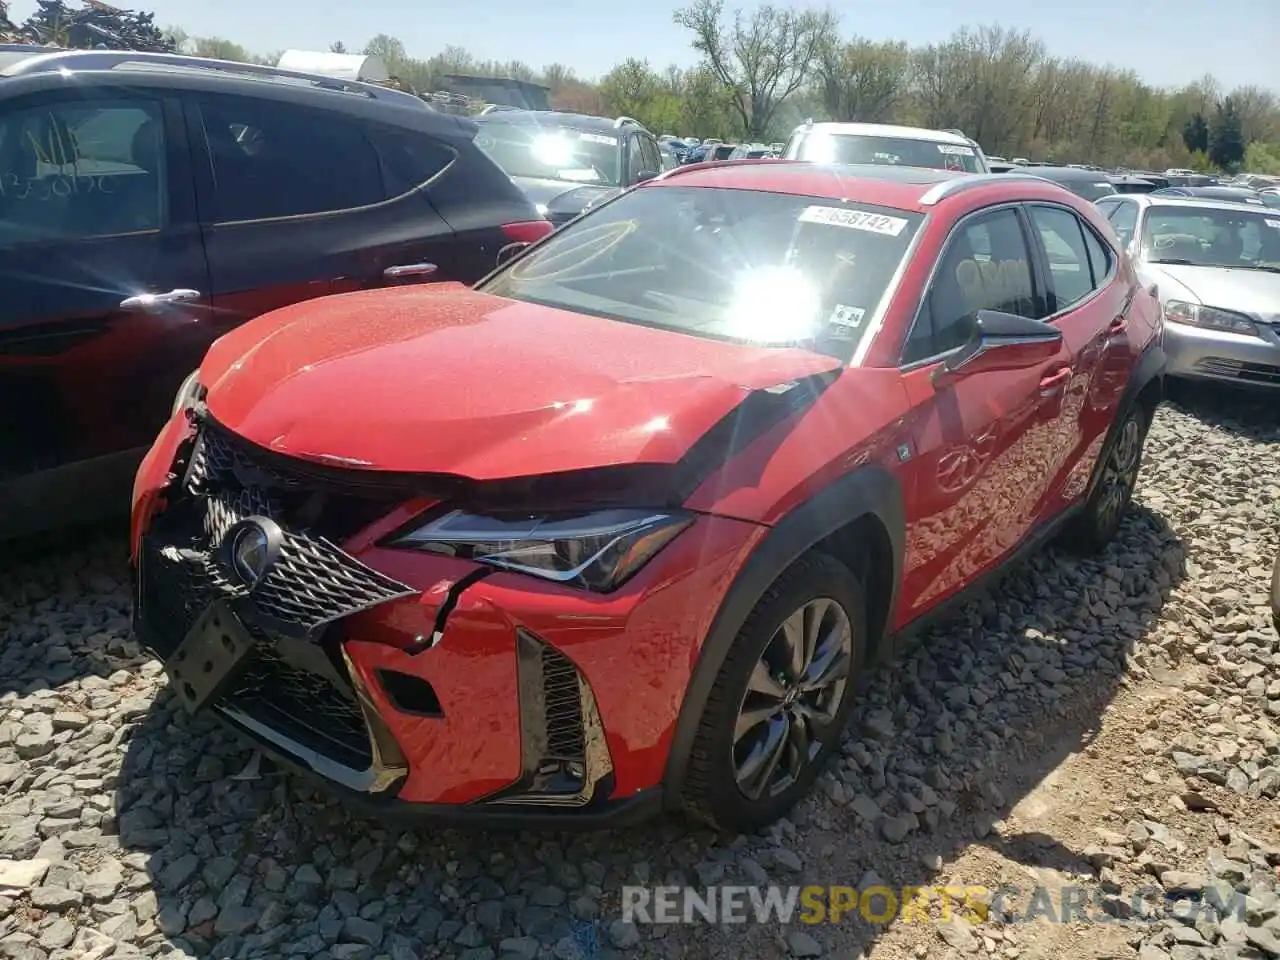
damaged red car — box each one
[131,160,1165,832]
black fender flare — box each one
[661,465,905,807]
[1084,341,1166,502]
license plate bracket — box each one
[166,601,256,713]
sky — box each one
[9,0,1279,92]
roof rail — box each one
[918,172,1048,206]
[1,48,426,107]
[614,115,643,128]
[478,103,520,115]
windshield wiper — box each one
[1234,263,1280,274]
[1147,258,1198,265]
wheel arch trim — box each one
[661,464,905,807]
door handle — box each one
[383,263,438,281]
[1038,366,1072,394]
[1108,315,1127,334]
[119,289,202,314]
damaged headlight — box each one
[171,369,205,416]
[389,508,693,591]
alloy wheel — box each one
[732,597,854,801]
[1096,414,1143,534]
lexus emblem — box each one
[225,517,282,588]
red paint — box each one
[133,166,1161,813]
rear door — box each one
[1024,202,1132,517]
[0,87,208,496]
[183,92,460,328]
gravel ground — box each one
[1,386,1278,960]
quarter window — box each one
[1081,222,1113,286]
[195,95,384,222]
[626,134,646,183]
[903,208,1039,365]
[0,98,166,246]
[367,124,454,199]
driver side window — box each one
[626,134,646,185]
[902,207,1041,366]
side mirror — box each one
[496,241,530,267]
[933,310,1063,385]
[635,170,659,183]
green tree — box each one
[1182,112,1209,153]
[1208,97,1245,170]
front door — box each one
[0,90,208,524]
[894,205,1073,624]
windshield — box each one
[478,185,923,361]
[1141,205,1280,270]
[473,122,620,186]
[1059,179,1117,201]
[787,131,985,173]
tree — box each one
[0,1,18,39]
[1209,97,1245,170]
[816,37,909,123]
[674,0,837,139]
[1182,112,1209,153]
[329,40,347,54]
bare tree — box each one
[674,0,837,139]
[816,37,909,122]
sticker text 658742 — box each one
[797,206,909,237]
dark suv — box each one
[472,110,664,224]
[0,50,550,539]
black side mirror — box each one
[934,309,1063,385]
[635,170,659,184]
[496,241,530,268]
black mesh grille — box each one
[1195,357,1280,384]
[542,646,586,762]
[225,643,372,769]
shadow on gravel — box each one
[101,501,1184,960]
[1165,380,1280,440]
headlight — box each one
[1163,300,1258,336]
[171,370,205,416]
[388,508,693,591]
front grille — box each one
[1195,357,1280,384]
[136,417,418,779]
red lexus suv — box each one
[131,160,1165,832]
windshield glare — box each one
[1141,205,1280,269]
[473,122,620,186]
[787,132,984,173]
[478,185,923,361]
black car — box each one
[472,110,663,225]
[1010,165,1118,202]
[0,48,548,539]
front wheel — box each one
[680,552,865,833]
[1064,404,1148,553]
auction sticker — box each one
[1266,219,1280,229]
[937,144,975,156]
[798,206,908,236]
[579,133,618,145]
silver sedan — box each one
[1096,194,1280,389]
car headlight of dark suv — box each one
[387,508,692,591]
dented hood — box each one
[201,284,843,479]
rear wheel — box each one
[681,553,865,833]
[1064,404,1148,553]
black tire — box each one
[680,552,866,833]
[1062,403,1149,554]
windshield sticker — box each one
[798,206,908,237]
[578,133,618,146]
[828,305,866,330]
[937,144,976,156]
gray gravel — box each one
[0,388,1278,960]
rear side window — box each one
[195,95,383,223]
[1081,223,1113,286]
[0,97,166,247]
[367,124,454,198]
[1028,205,1095,312]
